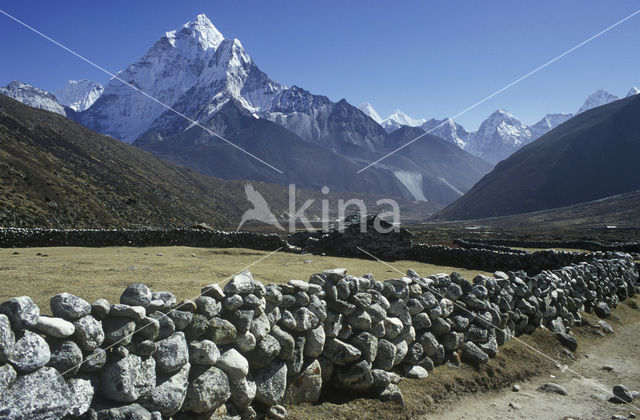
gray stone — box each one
[460,342,489,367]
[371,368,392,389]
[47,339,83,377]
[10,331,50,373]
[287,335,306,378]
[556,332,578,352]
[50,293,90,320]
[594,301,611,318]
[350,332,378,363]
[35,316,75,338]
[168,310,193,331]
[383,317,403,340]
[254,360,288,406]
[377,383,404,405]
[431,317,451,336]
[612,384,633,403]
[103,317,136,346]
[305,325,326,358]
[67,377,94,417]
[323,338,361,365]
[182,366,231,414]
[268,404,287,420]
[412,312,432,330]
[80,348,107,372]
[150,291,177,311]
[140,362,190,417]
[0,314,15,363]
[347,308,372,331]
[136,316,160,341]
[441,332,464,352]
[478,336,499,358]
[246,334,281,369]
[236,331,257,353]
[223,294,244,312]
[154,332,189,373]
[392,337,408,366]
[96,403,152,420]
[0,367,71,420]
[229,375,257,410]
[334,360,373,391]
[73,317,105,352]
[264,284,283,305]
[598,320,614,334]
[195,296,222,319]
[216,348,249,380]
[189,339,220,365]
[201,283,225,300]
[0,296,40,330]
[270,325,295,362]
[285,359,322,404]
[324,311,343,338]
[374,339,396,370]
[224,272,254,295]
[183,314,207,342]
[403,365,428,379]
[91,298,110,319]
[291,307,319,332]
[537,382,567,395]
[149,311,175,340]
[207,317,237,345]
[121,283,152,307]
[249,312,271,342]
[109,304,146,320]
[323,268,347,282]
[101,353,156,402]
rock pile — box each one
[0,257,637,419]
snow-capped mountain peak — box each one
[420,118,470,149]
[529,113,572,139]
[170,13,224,51]
[55,79,103,111]
[576,89,619,114]
[626,86,640,97]
[357,102,383,123]
[0,80,66,115]
[381,110,426,133]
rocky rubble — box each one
[0,257,637,419]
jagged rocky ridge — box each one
[0,256,637,419]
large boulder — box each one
[182,366,231,414]
[189,339,220,366]
[206,317,237,345]
[254,360,288,406]
[0,367,71,419]
[323,338,361,365]
[35,316,75,338]
[67,377,94,417]
[333,360,374,391]
[101,353,156,403]
[154,332,189,373]
[246,334,281,370]
[0,314,15,363]
[10,331,51,373]
[0,296,40,330]
[460,342,489,367]
[229,375,257,411]
[50,293,90,320]
[224,272,254,295]
[140,362,191,416]
[284,359,322,404]
[215,348,249,380]
[103,317,136,346]
[120,283,152,307]
[47,339,83,377]
[73,315,105,351]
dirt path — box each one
[440,314,640,419]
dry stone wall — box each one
[0,256,638,419]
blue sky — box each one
[0,1,638,128]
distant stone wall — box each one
[0,257,637,419]
[454,238,640,254]
[0,228,289,251]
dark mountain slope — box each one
[435,95,640,220]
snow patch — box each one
[393,170,428,202]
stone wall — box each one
[0,257,638,419]
[454,238,640,254]
[0,228,289,251]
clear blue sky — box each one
[1,1,638,129]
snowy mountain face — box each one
[0,81,66,115]
[381,110,426,133]
[529,113,573,139]
[576,89,619,114]
[54,80,104,112]
[420,118,470,149]
[464,109,532,164]
[626,87,640,97]
[357,102,383,123]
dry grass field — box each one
[0,246,490,312]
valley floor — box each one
[0,246,489,311]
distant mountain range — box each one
[359,86,639,164]
[434,94,640,221]
[2,13,638,207]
